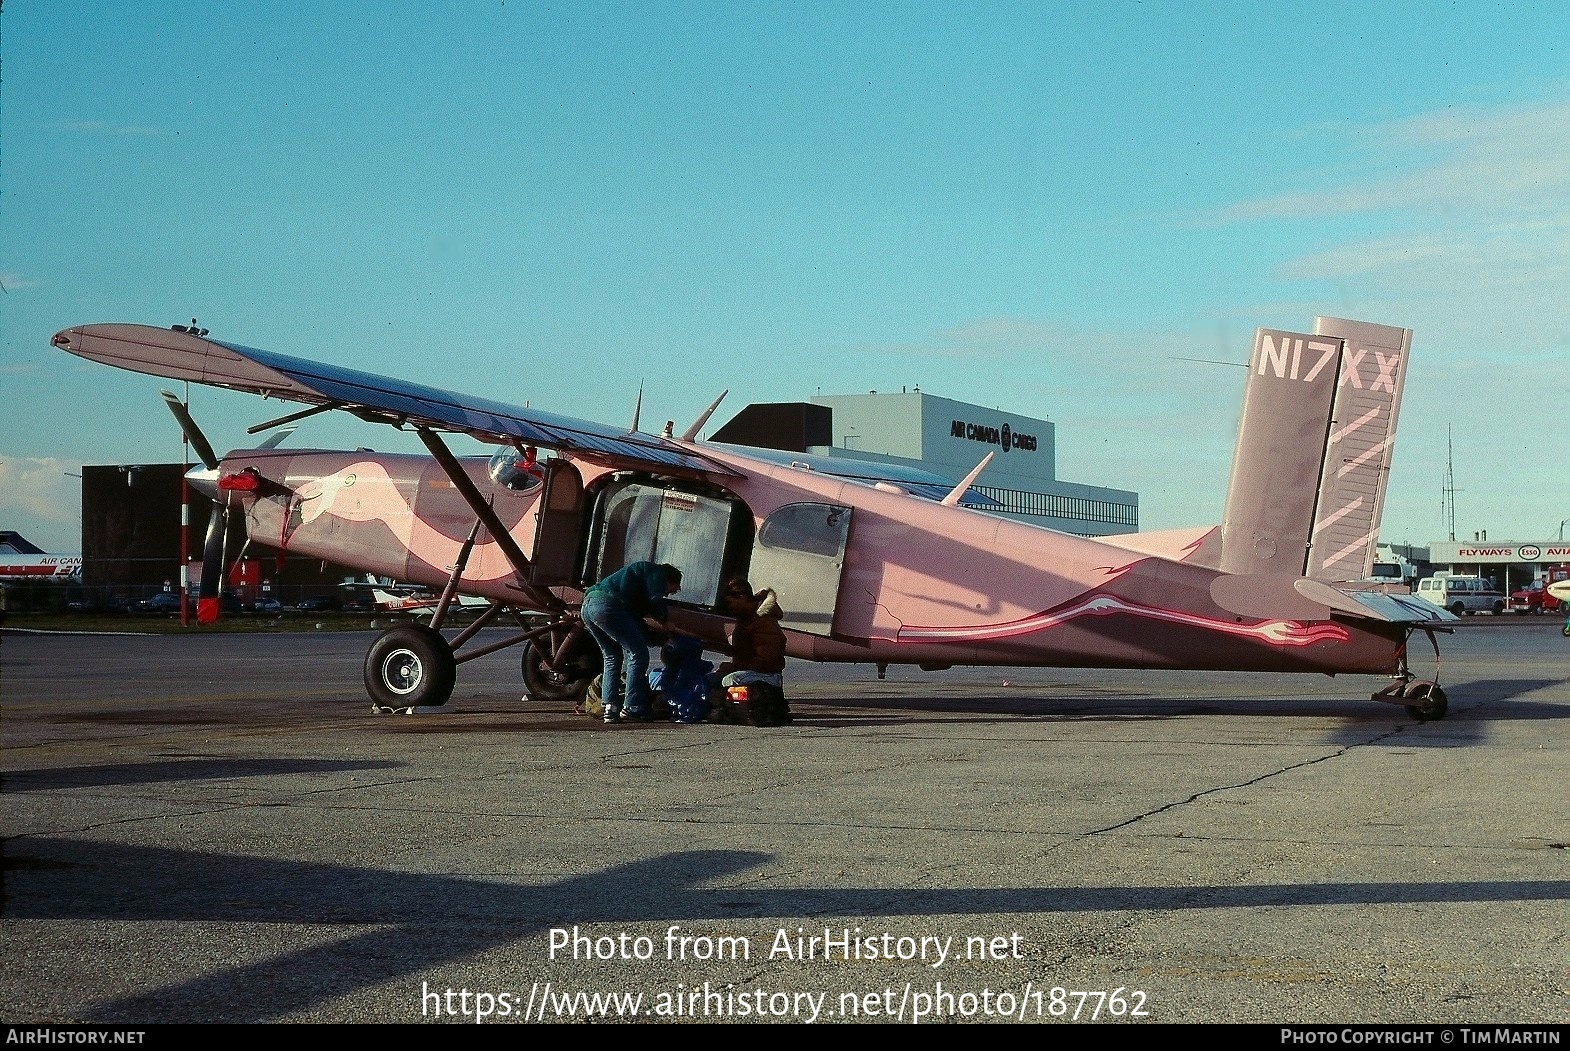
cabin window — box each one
[748,502,852,637]
[757,502,850,559]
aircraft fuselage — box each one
[214,443,1408,678]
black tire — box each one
[1449,602,1465,617]
[1402,681,1448,722]
[365,625,456,708]
[521,636,596,703]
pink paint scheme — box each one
[52,319,1458,717]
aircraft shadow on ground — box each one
[5,838,1570,1022]
[793,676,1568,723]
[1,758,403,793]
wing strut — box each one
[429,519,485,632]
[415,427,566,613]
[247,401,346,434]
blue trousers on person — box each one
[580,591,652,716]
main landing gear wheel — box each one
[1401,680,1448,722]
[521,637,596,703]
[365,624,456,709]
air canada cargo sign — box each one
[950,418,1039,453]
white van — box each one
[1415,575,1506,616]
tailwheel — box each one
[365,624,456,710]
[1401,680,1448,722]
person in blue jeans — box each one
[580,561,682,723]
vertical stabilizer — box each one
[1304,317,1412,581]
[1219,328,1344,576]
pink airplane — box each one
[53,316,1456,719]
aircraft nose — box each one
[185,464,218,499]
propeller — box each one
[161,390,233,624]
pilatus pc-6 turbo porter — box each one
[53,316,1457,719]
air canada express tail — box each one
[1219,316,1412,582]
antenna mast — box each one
[1442,425,1458,542]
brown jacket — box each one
[726,589,786,674]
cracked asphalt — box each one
[2,620,1567,1024]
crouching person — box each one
[712,577,790,724]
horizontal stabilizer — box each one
[1327,588,1459,625]
[1212,573,1456,625]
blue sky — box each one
[4,2,1569,554]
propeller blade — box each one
[197,499,226,625]
[160,390,220,470]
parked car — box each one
[252,597,284,613]
[130,592,183,614]
[296,596,339,612]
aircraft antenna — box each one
[627,382,643,434]
[941,452,994,507]
[680,390,729,442]
[1441,425,1460,542]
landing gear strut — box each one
[1369,626,1449,721]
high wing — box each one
[52,323,739,478]
[53,323,1011,504]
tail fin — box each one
[1303,317,1412,580]
[1219,317,1412,581]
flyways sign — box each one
[950,418,1038,453]
[1454,545,1570,561]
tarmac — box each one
[1,618,1567,1025]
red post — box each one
[179,384,190,626]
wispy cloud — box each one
[853,317,1065,361]
[1219,96,1570,223]
[0,455,82,531]
[858,316,1244,401]
[59,120,176,137]
[0,271,41,292]
[1211,94,1570,349]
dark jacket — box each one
[586,561,672,620]
[728,589,786,674]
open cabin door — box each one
[747,502,851,637]
[585,479,744,606]
[529,459,587,587]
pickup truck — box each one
[1510,583,1566,615]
